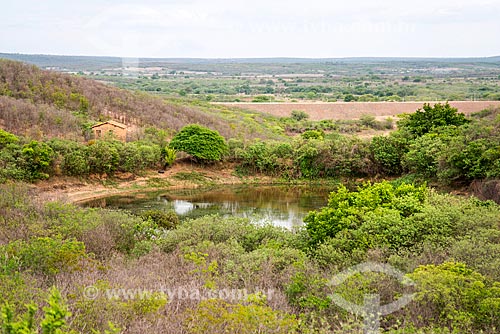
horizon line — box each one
[2,52,500,61]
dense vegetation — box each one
[1,56,500,333]
[0,181,499,333]
[3,53,500,102]
[229,103,500,200]
[2,100,500,204]
[0,129,163,182]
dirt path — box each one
[35,163,274,204]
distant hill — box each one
[1,53,499,72]
[0,59,278,140]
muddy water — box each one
[81,184,337,228]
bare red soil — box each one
[219,101,500,121]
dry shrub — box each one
[0,59,265,140]
[470,179,500,204]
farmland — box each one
[3,53,500,104]
[218,101,500,120]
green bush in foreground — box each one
[304,181,427,247]
[1,287,71,334]
[184,297,299,334]
[1,181,500,333]
[408,262,500,331]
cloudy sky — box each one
[1,0,499,58]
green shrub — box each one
[285,271,331,310]
[296,139,322,178]
[304,182,427,247]
[398,103,469,137]
[161,147,177,168]
[87,140,120,175]
[291,110,309,121]
[370,135,407,175]
[1,287,71,334]
[440,137,500,181]
[159,215,299,254]
[43,203,139,257]
[252,95,274,102]
[235,141,280,175]
[184,298,298,334]
[360,114,377,127]
[118,142,142,172]
[140,209,179,230]
[169,124,228,162]
[301,130,324,140]
[408,262,500,331]
[21,141,54,181]
[403,133,446,177]
[134,143,161,170]
[0,129,19,149]
[0,144,27,182]
[62,149,89,176]
[0,237,88,276]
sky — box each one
[1,0,500,58]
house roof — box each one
[91,120,127,129]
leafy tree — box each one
[21,141,54,181]
[398,102,469,137]
[87,140,120,175]
[370,135,407,175]
[169,125,228,162]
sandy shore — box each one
[34,163,274,205]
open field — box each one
[218,101,500,120]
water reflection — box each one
[82,184,336,229]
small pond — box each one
[81,184,337,228]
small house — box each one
[91,120,127,142]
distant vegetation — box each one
[0,59,282,140]
[3,53,500,103]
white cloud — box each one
[0,0,499,57]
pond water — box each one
[82,184,337,228]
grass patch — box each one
[146,177,172,188]
[172,171,211,185]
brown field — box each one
[218,101,500,121]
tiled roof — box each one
[91,120,127,129]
